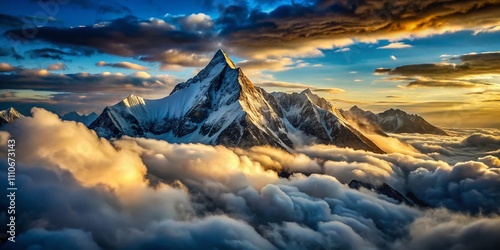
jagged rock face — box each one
[342,106,448,136]
[0,107,24,126]
[90,50,293,149]
[377,109,447,135]
[340,106,389,137]
[90,50,383,153]
[270,90,384,153]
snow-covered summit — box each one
[90,50,384,152]
[90,50,294,148]
[0,107,24,126]
[214,49,237,69]
[122,95,146,107]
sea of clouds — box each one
[1,108,499,250]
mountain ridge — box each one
[341,105,448,135]
[0,107,24,126]
[89,50,384,153]
[60,111,98,126]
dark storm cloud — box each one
[0,48,8,57]
[5,0,499,63]
[28,0,131,15]
[0,67,182,114]
[391,52,500,79]
[26,48,95,61]
[376,52,500,88]
[0,13,23,28]
[13,228,101,250]
[406,79,492,88]
[0,47,23,60]
[0,70,180,94]
[5,15,218,68]
[216,0,500,58]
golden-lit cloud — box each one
[8,108,148,190]
[377,42,413,49]
[0,62,17,72]
[131,71,152,79]
[47,62,67,71]
[140,49,211,70]
[237,58,304,72]
[96,61,148,71]
[220,0,500,59]
[376,52,500,88]
[255,81,345,94]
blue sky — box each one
[1,0,500,127]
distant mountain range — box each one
[89,50,386,152]
[60,111,98,126]
[2,50,447,152]
[0,108,98,127]
[0,107,24,126]
[341,105,448,136]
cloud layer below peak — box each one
[1,108,499,249]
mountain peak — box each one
[383,108,405,115]
[123,94,145,107]
[90,49,385,153]
[299,89,328,108]
[300,88,320,101]
[301,88,313,95]
[212,49,236,69]
[170,50,245,96]
[0,107,24,125]
[342,106,447,135]
[4,107,22,116]
[350,105,362,111]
